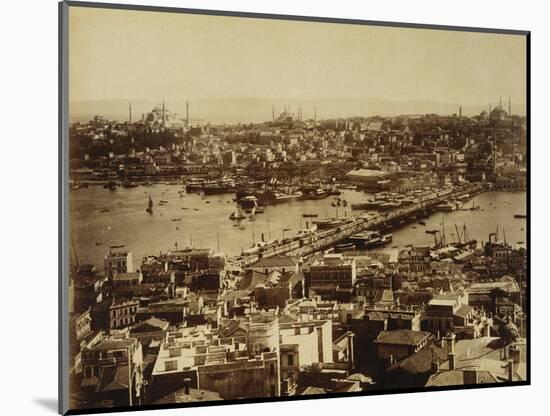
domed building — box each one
[489,106,508,122]
[144,101,185,129]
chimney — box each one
[483,322,491,337]
[347,332,355,371]
[449,352,456,370]
[509,345,521,364]
[463,368,479,385]
[507,359,514,382]
[431,355,440,373]
[183,377,191,395]
[447,333,456,370]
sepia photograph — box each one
[60,2,529,414]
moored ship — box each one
[348,231,393,249]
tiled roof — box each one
[374,289,394,303]
[152,388,222,404]
[251,256,298,268]
[90,338,135,351]
[218,319,248,338]
[130,317,169,333]
[301,386,327,395]
[388,344,449,375]
[113,272,141,280]
[367,311,388,321]
[238,270,268,291]
[425,369,498,387]
[454,305,474,318]
[374,329,432,346]
[96,365,130,392]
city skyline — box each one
[69,96,526,125]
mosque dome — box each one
[490,106,507,121]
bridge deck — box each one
[228,184,484,268]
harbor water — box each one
[70,187,527,270]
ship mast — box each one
[441,216,446,246]
[455,224,462,244]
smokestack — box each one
[508,97,511,116]
[459,106,462,118]
[129,102,132,124]
[183,377,191,395]
[186,100,189,126]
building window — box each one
[169,348,182,358]
[269,363,275,376]
[287,354,294,366]
[165,360,178,371]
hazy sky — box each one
[69,6,526,106]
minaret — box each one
[272,105,275,121]
[314,105,317,123]
[129,102,132,124]
[499,96,502,110]
[162,100,166,127]
[459,106,462,118]
[186,100,189,126]
[508,97,511,116]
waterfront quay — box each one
[229,183,484,267]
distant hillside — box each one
[69,97,526,125]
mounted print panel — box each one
[59,1,529,414]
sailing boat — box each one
[463,199,480,211]
[146,195,153,214]
[229,205,245,220]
